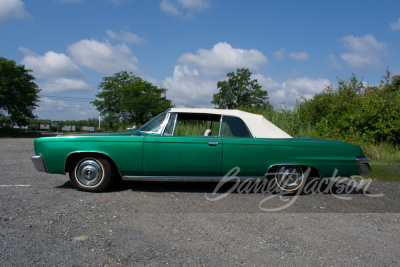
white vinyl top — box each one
[168,108,292,139]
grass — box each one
[366,164,400,181]
[363,142,400,164]
[362,143,400,181]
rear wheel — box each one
[69,156,114,192]
[275,165,305,192]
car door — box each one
[219,115,266,176]
[222,137,268,176]
[143,136,222,176]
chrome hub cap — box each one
[276,166,303,191]
[76,160,103,187]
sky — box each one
[1,0,400,121]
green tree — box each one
[297,72,400,142]
[92,71,173,125]
[0,57,40,125]
[381,68,400,93]
[212,68,271,109]
[297,74,365,140]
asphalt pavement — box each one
[0,138,399,266]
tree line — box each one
[1,55,399,144]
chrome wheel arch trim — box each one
[64,151,122,177]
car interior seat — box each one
[202,129,212,136]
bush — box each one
[297,72,400,143]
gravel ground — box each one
[0,138,399,266]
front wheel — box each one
[275,165,305,192]
[69,156,114,192]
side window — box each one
[220,116,252,138]
[163,113,177,136]
[137,112,167,133]
[210,121,220,136]
[219,122,233,137]
[170,113,221,136]
[174,120,216,136]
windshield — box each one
[136,112,167,133]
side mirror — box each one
[127,125,137,136]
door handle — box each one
[208,142,218,146]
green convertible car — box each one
[32,108,371,192]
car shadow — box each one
[302,177,371,195]
[56,181,75,190]
[56,176,371,195]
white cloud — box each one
[160,0,181,16]
[67,39,141,74]
[19,47,84,79]
[18,47,93,93]
[256,75,331,109]
[178,42,268,76]
[40,78,92,93]
[289,51,309,61]
[273,49,285,61]
[162,43,328,109]
[164,70,330,109]
[163,42,268,107]
[0,0,30,22]
[340,34,388,69]
[390,17,400,30]
[35,97,98,121]
[284,77,330,95]
[252,74,281,91]
[106,30,144,44]
[164,65,216,107]
[160,0,211,17]
[177,0,210,10]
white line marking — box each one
[0,185,31,187]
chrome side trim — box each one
[162,112,178,136]
[31,154,48,173]
[171,113,178,136]
[122,176,264,182]
[160,112,171,135]
[356,157,371,176]
[218,115,223,137]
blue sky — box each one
[1,0,400,120]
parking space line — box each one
[0,185,31,187]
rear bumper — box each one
[356,157,371,175]
[31,155,48,173]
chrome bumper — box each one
[356,157,371,175]
[31,155,48,173]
